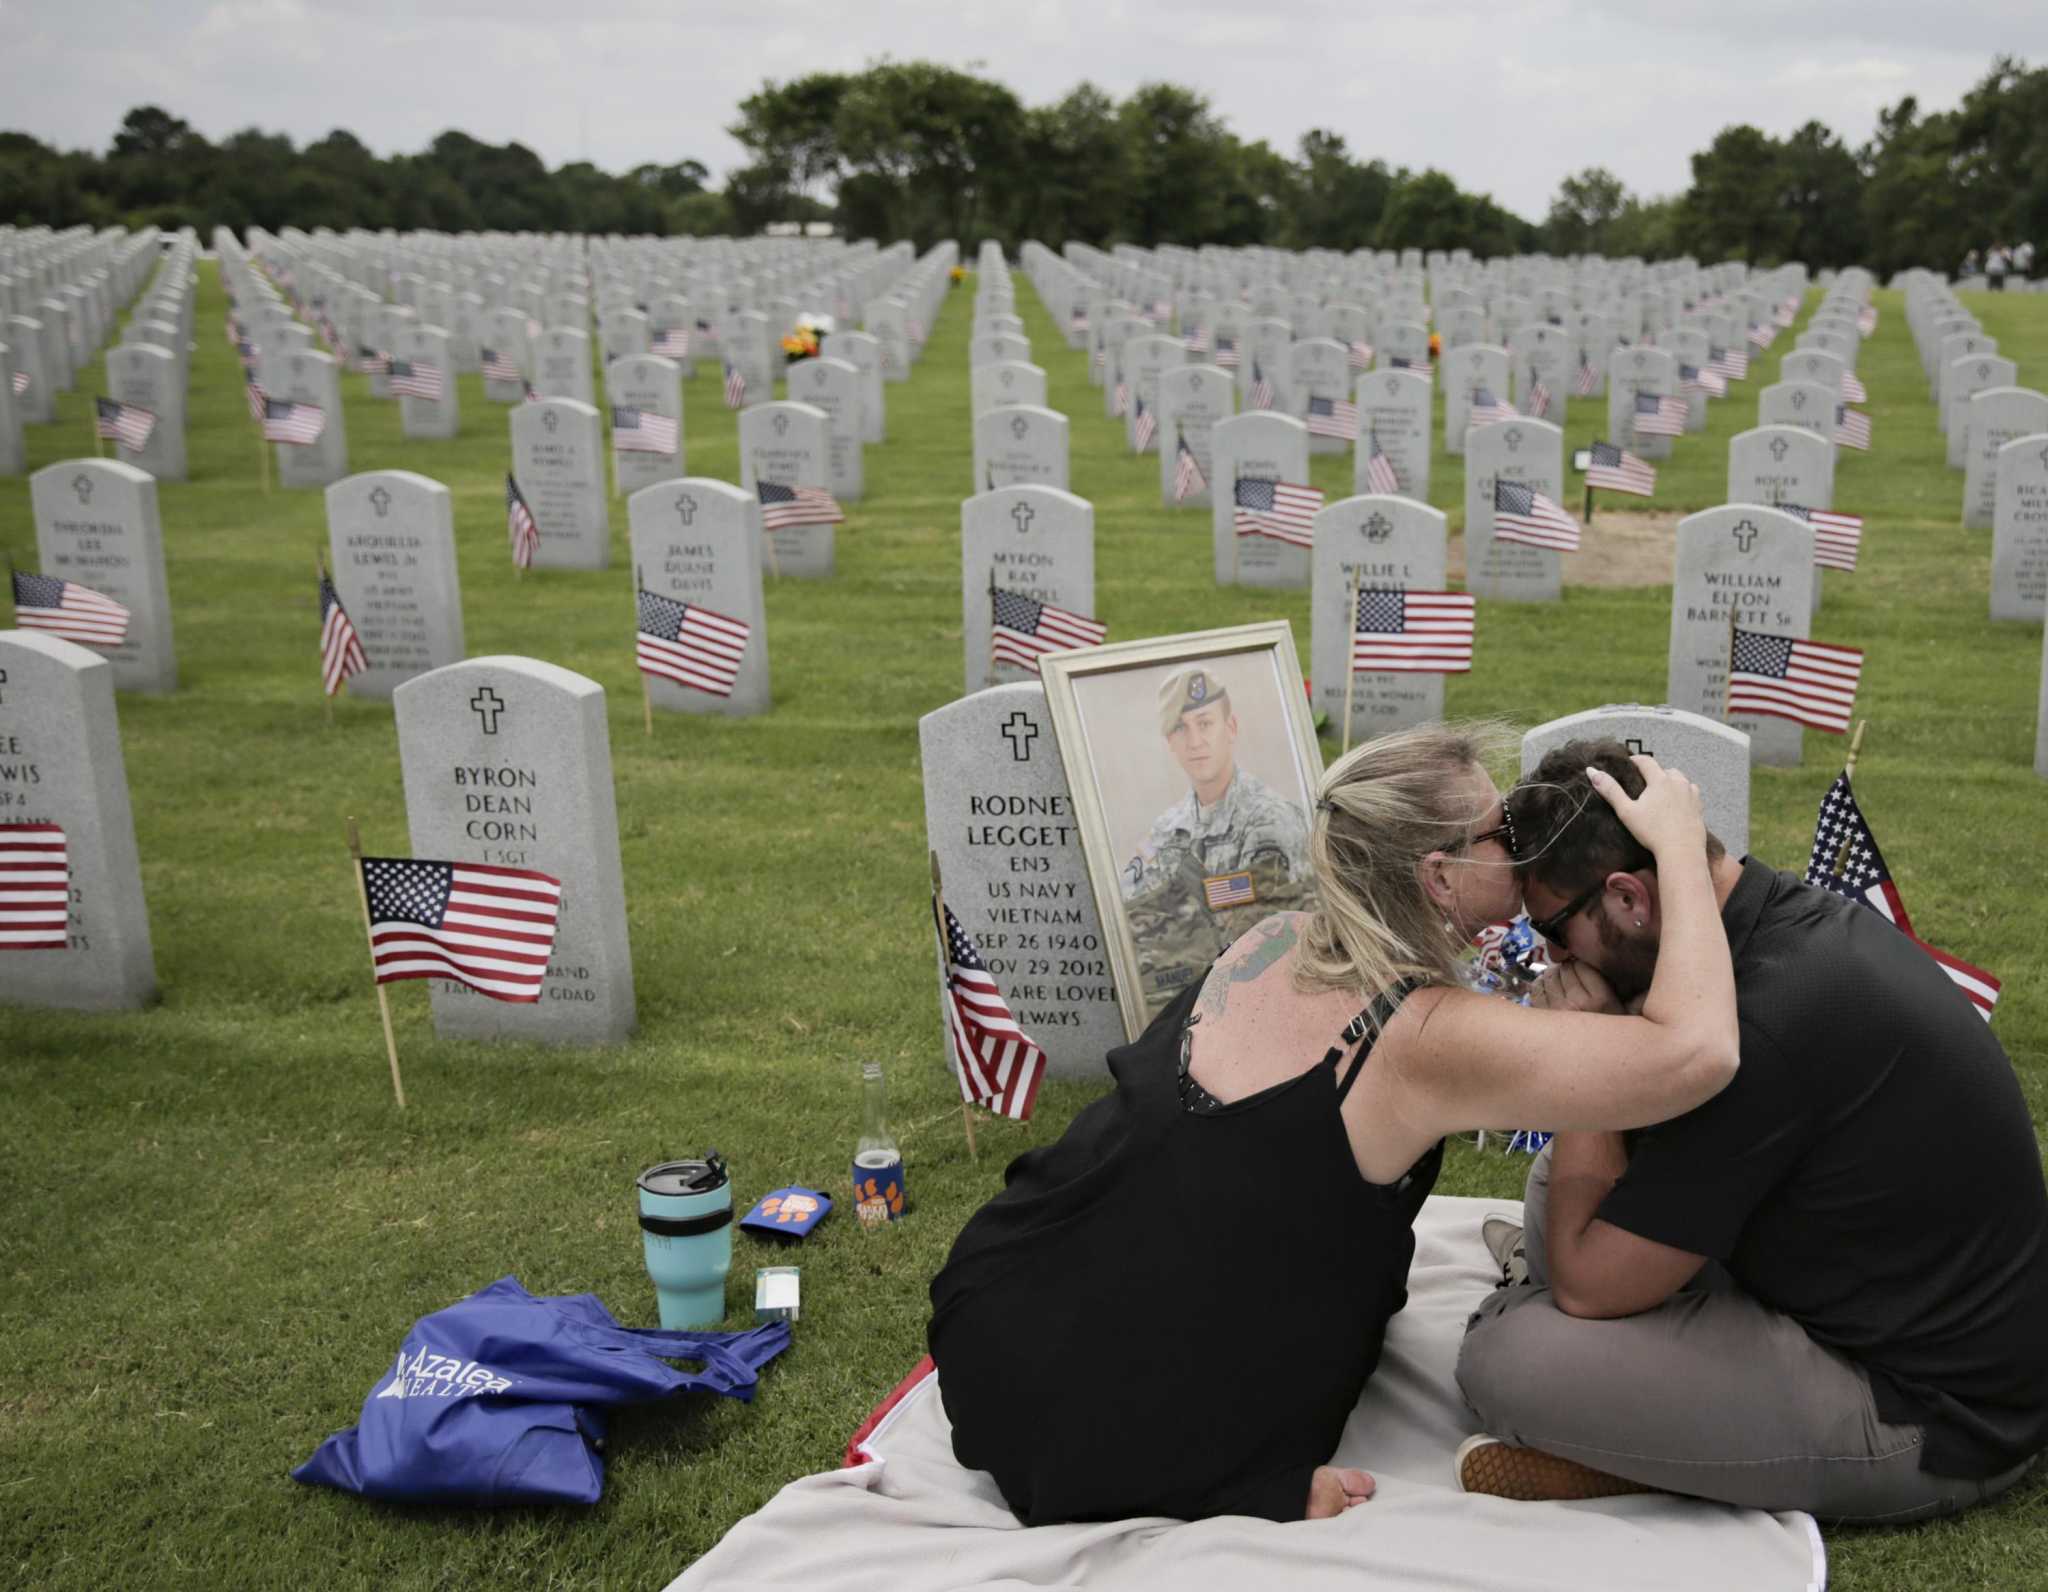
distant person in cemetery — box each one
[1119,666,1314,1008]
[931,727,1740,1525]
[2016,240,2036,280]
[1987,245,2010,290]
[1456,741,2048,1521]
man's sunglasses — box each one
[1527,878,1606,948]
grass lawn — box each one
[2,260,2044,1591]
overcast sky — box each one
[0,0,2030,219]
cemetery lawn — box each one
[4,265,2046,1592]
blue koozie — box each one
[638,1153,733,1330]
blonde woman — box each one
[927,723,1738,1526]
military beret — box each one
[1158,667,1230,735]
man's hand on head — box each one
[1528,962,1624,1016]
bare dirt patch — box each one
[1450,508,1681,588]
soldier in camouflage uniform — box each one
[1121,667,1314,1016]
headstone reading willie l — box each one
[1309,494,1451,744]
[919,680,1120,1080]
[392,656,636,1043]
[0,630,158,1010]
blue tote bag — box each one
[294,1275,792,1505]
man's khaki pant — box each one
[1456,1145,2037,1523]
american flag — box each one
[1348,339,1374,371]
[989,585,1107,673]
[263,397,326,445]
[1112,379,1129,417]
[507,474,540,568]
[1585,439,1657,497]
[1680,362,1727,398]
[1840,370,1868,404]
[636,587,750,696]
[756,480,844,530]
[1778,503,1864,573]
[0,824,69,951]
[1521,379,1553,419]
[1070,307,1090,332]
[10,370,27,396]
[1856,305,1878,335]
[357,345,391,376]
[388,358,444,401]
[650,326,691,359]
[1362,431,1400,494]
[1185,325,1209,353]
[234,338,259,374]
[1387,356,1432,383]
[10,570,130,647]
[360,856,563,1004]
[1214,335,1239,370]
[1632,390,1688,437]
[934,898,1046,1122]
[1247,360,1274,410]
[1803,772,1999,1020]
[1834,406,1872,451]
[723,362,746,409]
[612,405,679,455]
[1709,345,1749,381]
[1350,588,1475,673]
[318,572,368,696]
[522,380,540,404]
[245,377,269,423]
[1173,435,1208,502]
[94,397,155,452]
[1233,477,1323,548]
[908,318,925,342]
[1492,480,1581,553]
[480,346,521,383]
[1469,386,1517,427]
[1573,357,1598,396]
[1774,298,1799,327]
[1305,394,1358,441]
[1092,347,1106,376]
[1747,322,1774,351]
[1726,627,1862,733]
[1132,394,1156,452]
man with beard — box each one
[1453,739,2048,1522]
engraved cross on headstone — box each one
[541,408,559,433]
[1624,737,1649,756]
[1010,501,1035,534]
[1769,436,1789,461]
[369,485,391,518]
[1733,519,1759,553]
[1000,711,1038,762]
[1010,414,1029,440]
[470,687,505,735]
[771,411,789,437]
[72,474,93,503]
[674,492,697,525]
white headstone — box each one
[961,485,1095,693]
[738,401,837,579]
[29,459,176,694]
[395,323,460,442]
[324,470,466,699]
[1210,411,1311,588]
[605,354,685,500]
[103,342,185,481]
[1310,495,1450,744]
[1354,366,1432,502]
[1964,389,2048,531]
[1669,506,1814,766]
[534,327,596,406]
[973,404,1069,494]
[1464,418,1565,603]
[1521,705,1750,856]
[626,479,769,717]
[1991,433,2048,622]
[1157,363,1233,510]
[510,399,611,569]
[789,356,865,501]
[273,349,349,489]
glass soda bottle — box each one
[852,1061,906,1228]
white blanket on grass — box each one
[665,1195,1826,1592]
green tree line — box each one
[3,55,2042,274]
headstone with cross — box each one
[1442,342,1508,457]
[1464,416,1565,604]
[1284,337,1350,457]
[0,630,158,1010]
[395,321,461,442]
[1155,362,1234,510]
[604,352,686,500]
[1211,410,1313,589]
[625,478,768,717]
[1992,431,2048,622]
[795,356,865,502]
[1115,334,1186,456]
[392,655,636,1044]
[509,398,610,569]
[1669,505,1813,766]
[103,341,186,482]
[1944,354,2015,467]
[862,299,912,385]
[969,360,1046,418]
[0,339,24,477]
[1964,388,2048,531]
[1520,704,1751,856]
[918,680,1120,1080]
[737,400,835,579]
[7,314,54,425]
[1310,493,1451,743]
[1355,365,1433,504]
[969,330,1031,369]
[1608,344,1679,460]
[482,305,535,404]
[29,458,177,694]
[272,348,349,489]
[1934,329,1994,416]
[1757,380,1839,450]
[1727,419,1836,593]
[533,326,595,407]
[960,484,1095,694]
[820,329,886,443]
[324,470,465,700]
[972,403,1069,496]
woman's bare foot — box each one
[1305,1465,1376,1518]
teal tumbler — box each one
[637,1153,733,1330]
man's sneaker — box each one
[1455,1434,1660,1501]
[1480,1215,1528,1286]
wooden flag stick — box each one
[1843,717,1868,782]
[1582,445,1594,525]
[1340,568,1360,756]
[1721,604,1740,724]
[315,551,334,726]
[345,817,407,1110]
[635,565,654,737]
[260,428,272,495]
[930,849,978,1163]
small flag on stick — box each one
[1491,480,1581,552]
[360,856,563,1003]
[0,824,70,951]
[934,896,1046,1122]
[636,587,750,697]
[1726,627,1863,733]
[1584,440,1657,497]
[755,480,844,531]
[1779,503,1864,573]
[1172,436,1208,503]
[990,584,1107,674]
[263,397,326,445]
[507,474,540,569]
[1232,477,1323,548]
[10,570,130,647]
[94,397,156,451]
[318,569,368,697]
[1349,589,1475,673]
[612,405,679,456]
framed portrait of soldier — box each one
[1040,622,1324,1039]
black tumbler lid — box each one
[637,1150,728,1196]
